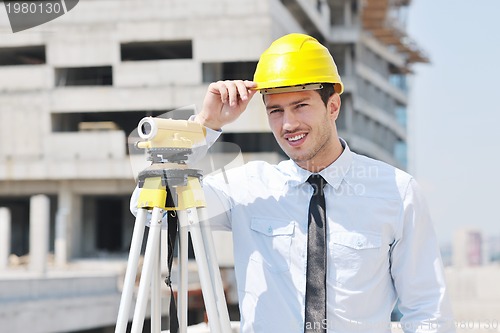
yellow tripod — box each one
[115,117,232,333]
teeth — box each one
[287,134,305,142]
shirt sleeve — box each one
[186,124,222,165]
[390,178,456,333]
[201,177,233,231]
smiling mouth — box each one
[285,133,307,145]
[286,133,306,142]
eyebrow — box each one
[265,97,310,111]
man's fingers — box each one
[244,80,258,100]
[235,80,250,101]
[207,81,228,104]
[218,81,230,105]
[209,80,258,107]
[232,80,258,105]
[243,80,258,89]
[200,80,258,130]
[224,80,239,106]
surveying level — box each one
[115,117,232,333]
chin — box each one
[280,144,311,163]
[290,154,309,164]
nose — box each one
[282,109,299,132]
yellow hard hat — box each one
[253,33,344,95]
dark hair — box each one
[316,83,336,106]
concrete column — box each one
[70,194,83,259]
[344,0,352,26]
[345,46,353,77]
[319,0,330,26]
[55,181,71,265]
[29,195,50,274]
[55,209,69,266]
[0,207,11,270]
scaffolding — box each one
[362,0,430,67]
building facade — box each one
[0,0,426,331]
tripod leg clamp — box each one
[137,177,168,210]
[177,177,206,210]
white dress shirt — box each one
[200,137,455,333]
[130,130,455,333]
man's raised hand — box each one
[195,80,257,130]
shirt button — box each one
[267,226,273,234]
[357,241,363,248]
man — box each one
[191,33,455,333]
[134,33,455,332]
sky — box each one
[407,0,500,244]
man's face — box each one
[264,90,340,170]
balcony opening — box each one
[395,104,407,127]
[121,40,193,61]
[0,196,56,257]
[81,195,135,257]
[0,45,46,66]
[95,197,124,253]
[51,110,169,133]
[329,45,347,76]
[51,110,187,155]
[55,66,113,86]
[202,61,258,82]
[389,64,408,92]
[330,2,345,26]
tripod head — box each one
[136,117,207,164]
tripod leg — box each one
[198,207,232,332]
[115,208,148,333]
[183,208,231,333]
[131,207,164,333]
[151,236,162,333]
[177,211,189,333]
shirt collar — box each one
[278,138,353,190]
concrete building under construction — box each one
[0,0,428,332]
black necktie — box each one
[305,174,327,332]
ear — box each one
[327,93,341,121]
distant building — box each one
[484,234,500,263]
[0,0,427,332]
[453,228,483,267]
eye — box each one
[268,108,283,115]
